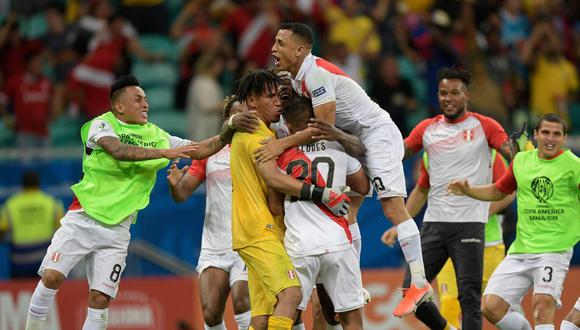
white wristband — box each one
[227,113,238,129]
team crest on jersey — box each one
[51,252,61,263]
[312,86,326,97]
[287,270,296,280]
[531,176,554,203]
[463,129,475,142]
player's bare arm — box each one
[254,129,316,163]
[447,180,507,201]
[187,135,228,160]
[308,119,365,158]
[499,140,517,161]
[218,109,261,144]
[98,136,199,161]
[231,109,261,132]
[257,159,352,217]
[166,160,204,203]
[406,185,429,218]
[255,101,336,163]
[267,188,285,216]
[313,101,337,126]
[346,168,370,196]
[489,192,515,216]
[403,142,419,160]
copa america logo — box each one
[531,176,554,203]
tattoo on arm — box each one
[499,141,515,161]
[98,136,162,161]
[192,135,225,160]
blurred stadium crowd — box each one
[0,0,578,152]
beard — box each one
[443,108,466,121]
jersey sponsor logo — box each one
[531,176,554,203]
[265,224,274,230]
[463,129,475,142]
[312,86,326,97]
[51,252,61,263]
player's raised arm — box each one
[257,159,351,217]
[166,160,205,203]
[308,118,365,158]
[98,136,199,161]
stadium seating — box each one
[23,12,48,39]
[49,115,84,146]
[146,87,175,111]
[138,34,179,62]
[0,120,15,148]
[149,109,188,137]
[132,61,179,89]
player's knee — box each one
[252,315,268,330]
[278,286,302,308]
[232,296,251,315]
[41,269,65,289]
[533,295,556,323]
[88,290,111,309]
[481,296,507,324]
[203,309,223,327]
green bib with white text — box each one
[71,111,170,224]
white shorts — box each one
[484,250,572,309]
[39,211,133,298]
[361,122,407,199]
[574,297,580,311]
[196,249,248,287]
[292,247,363,313]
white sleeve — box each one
[87,119,118,149]
[271,117,290,139]
[169,135,192,148]
[346,154,362,175]
[306,67,336,107]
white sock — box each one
[535,325,554,330]
[396,219,426,286]
[561,320,580,330]
[327,324,343,330]
[349,223,361,261]
[26,280,58,330]
[82,307,108,330]
[204,321,226,330]
[292,323,306,330]
[234,311,251,330]
[496,309,532,330]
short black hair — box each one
[279,22,314,47]
[535,113,568,135]
[223,94,239,120]
[110,75,140,101]
[22,170,40,188]
[282,96,314,130]
[436,67,472,88]
[235,70,280,102]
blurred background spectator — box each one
[0,170,64,279]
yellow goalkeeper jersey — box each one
[230,120,285,250]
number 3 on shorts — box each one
[542,266,553,282]
[110,264,122,282]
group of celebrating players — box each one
[23,22,579,330]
